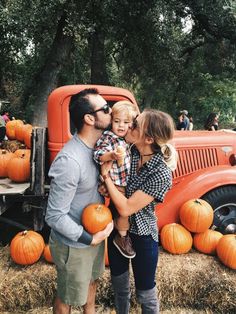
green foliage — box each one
[0,0,235,125]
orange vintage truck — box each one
[0,85,236,235]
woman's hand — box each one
[101,160,113,176]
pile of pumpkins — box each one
[0,120,32,182]
[10,230,53,265]
[160,199,236,270]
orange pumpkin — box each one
[104,238,109,266]
[8,154,30,182]
[14,148,31,159]
[43,244,53,263]
[160,223,193,254]
[0,150,14,177]
[23,125,33,148]
[179,199,214,233]
[193,229,223,255]
[216,234,236,270]
[15,123,32,142]
[82,203,112,234]
[6,120,24,140]
[10,230,45,265]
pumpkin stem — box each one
[96,205,103,211]
[194,199,202,205]
[22,230,28,236]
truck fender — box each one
[156,166,236,230]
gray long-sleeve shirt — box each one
[45,133,103,248]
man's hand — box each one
[91,221,114,246]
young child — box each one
[94,100,137,259]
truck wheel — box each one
[202,186,236,234]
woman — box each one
[101,109,177,314]
[204,112,219,131]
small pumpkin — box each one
[179,199,214,233]
[10,230,45,265]
[8,154,30,182]
[160,223,193,254]
[82,203,112,234]
[216,234,236,270]
[193,229,223,255]
[6,120,24,140]
[0,150,14,178]
[15,123,32,142]
[23,124,33,148]
[14,148,31,159]
[43,244,53,263]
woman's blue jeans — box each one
[108,231,158,290]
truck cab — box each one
[0,84,236,235]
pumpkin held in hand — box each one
[179,199,214,233]
[82,203,112,234]
[10,230,45,265]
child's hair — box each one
[112,100,137,120]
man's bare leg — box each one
[53,296,71,314]
[83,280,97,314]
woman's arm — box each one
[102,174,154,217]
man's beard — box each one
[94,120,112,131]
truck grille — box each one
[173,148,219,178]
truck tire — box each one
[202,185,236,234]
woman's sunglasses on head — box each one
[130,115,139,130]
[90,103,110,115]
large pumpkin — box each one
[193,229,223,255]
[160,223,193,254]
[10,230,45,265]
[179,199,214,233]
[216,234,236,270]
[0,150,14,178]
[8,154,30,182]
[6,120,24,140]
[43,244,53,263]
[82,203,112,234]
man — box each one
[178,110,190,130]
[45,88,114,314]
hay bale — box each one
[0,246,235,313]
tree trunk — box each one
[29,12,74,127]
[90,30,110,85]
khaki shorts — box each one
[49,235,105,306]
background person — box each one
[94,100,138,259]
[101,109,177,314]
[177,110,189,130]
[204,112,219,131]
[45,88,114,314]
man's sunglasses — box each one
[89,104,110,115]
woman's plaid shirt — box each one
[94,130,131,187]
[127,147,172,241]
